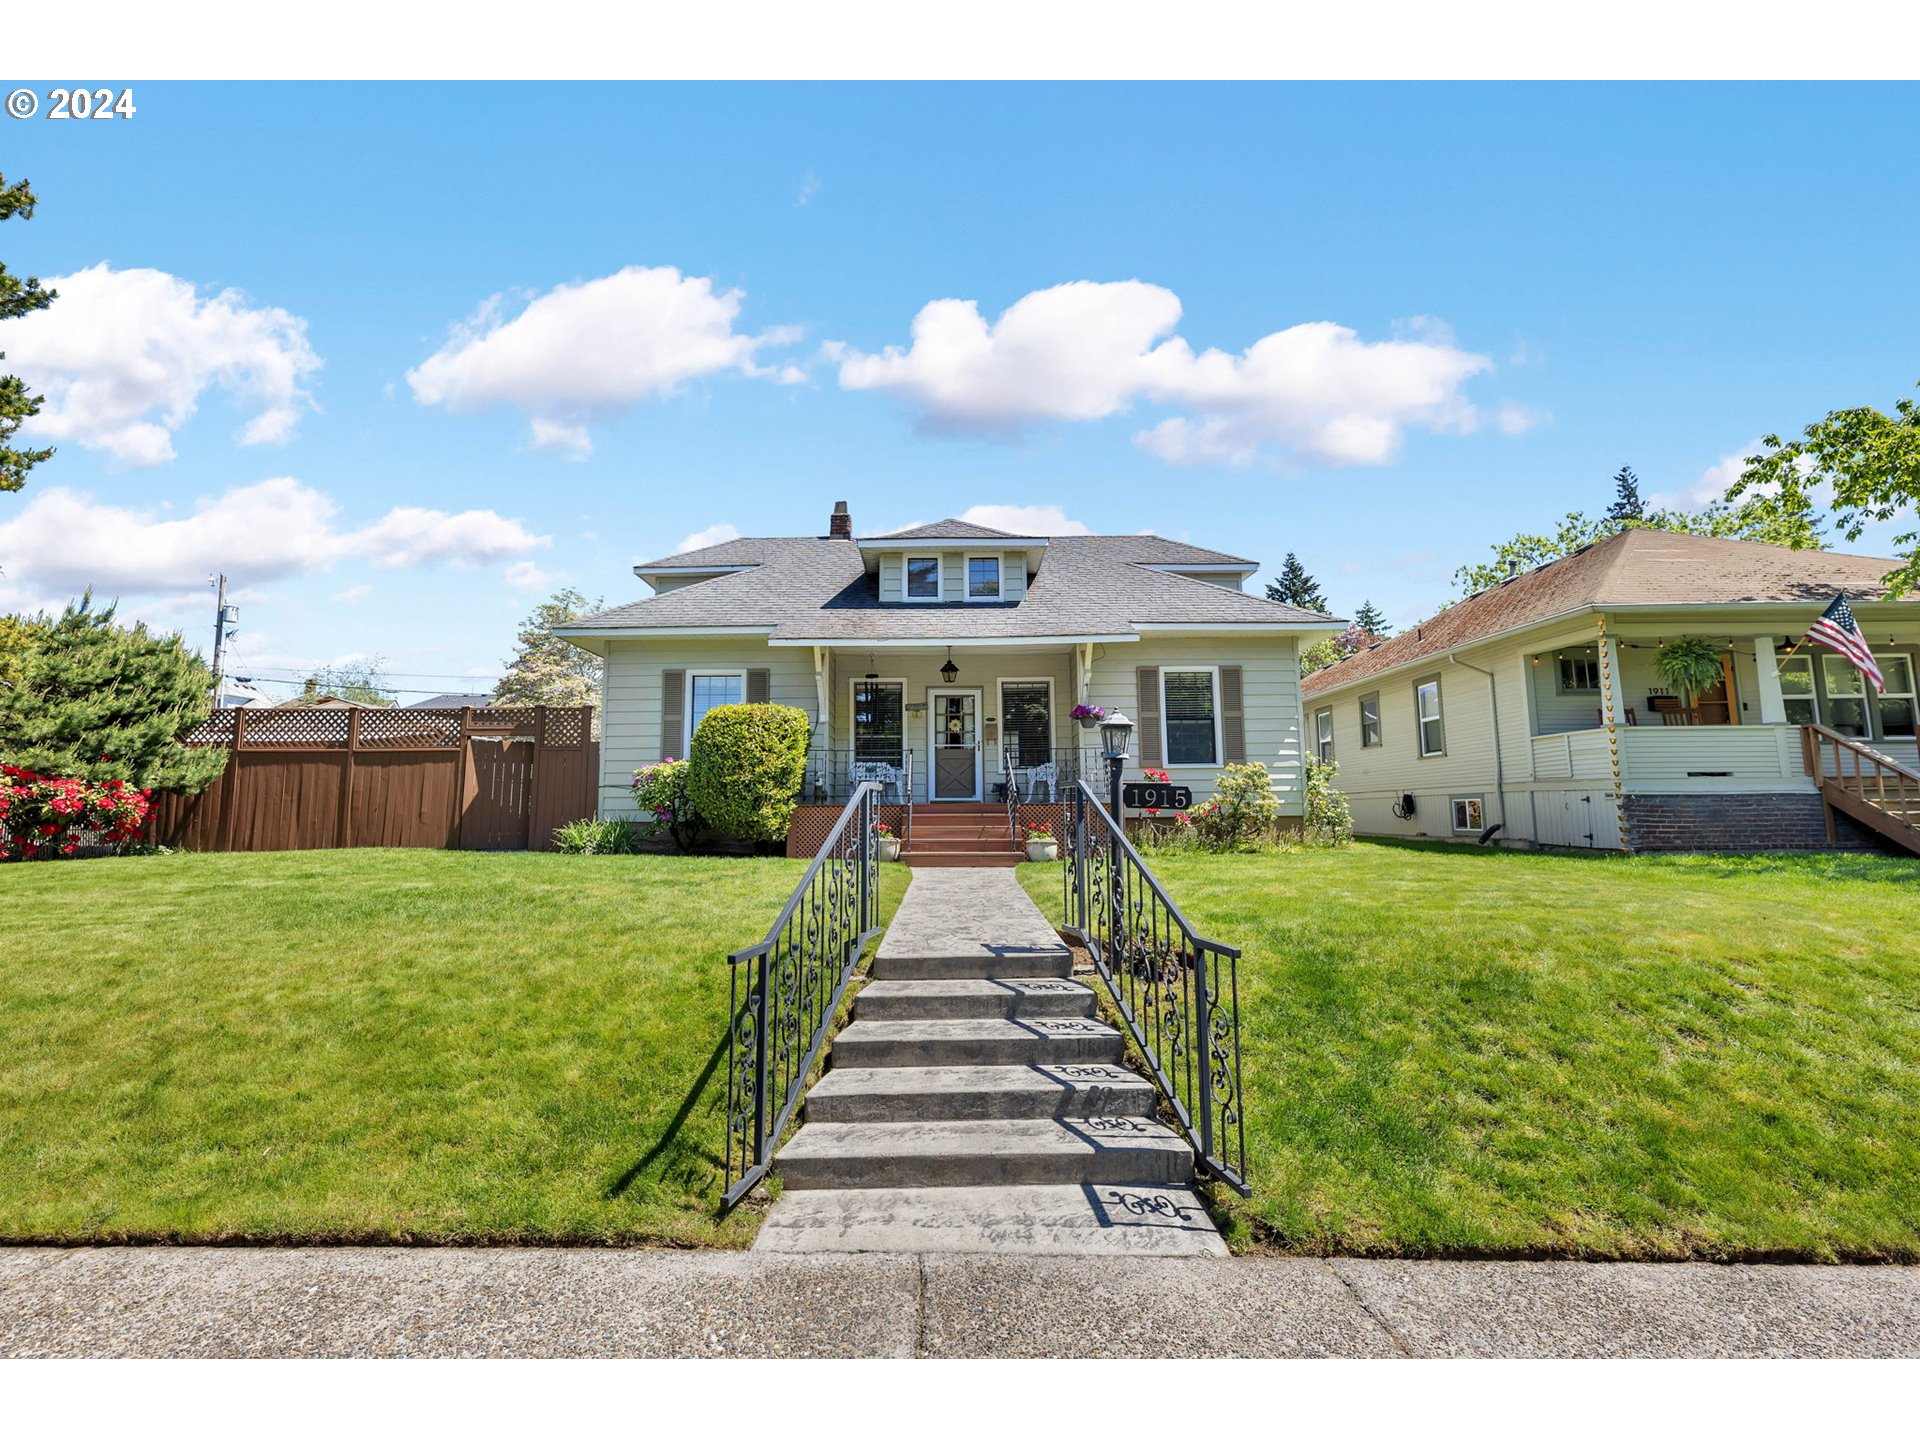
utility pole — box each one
[209,573,237,703]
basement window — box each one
[1450,796,1484,834]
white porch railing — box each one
[1526,723,1903,788]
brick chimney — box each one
[829,500,853,539]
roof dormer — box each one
[856,519,1048,605]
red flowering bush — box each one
[0,764,151,861]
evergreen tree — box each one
[1603,465,1644,526]
[494,587,605,716]
[0,595,225,791]
[1265,552,1329,612]
[0,173,56,494]
[1351,599,1391,638]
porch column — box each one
[1752,634,1788,725]
[812,647,832,744]
[1599,633,1623,727]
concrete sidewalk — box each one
[4,1247,1918,1357]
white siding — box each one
[878,554,903,602]
[1086,634,1305,813]
[598,637,819,817]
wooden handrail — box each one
[1801,724,1920,848]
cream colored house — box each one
[1301,529,1920,853]
[557,502,1340,859]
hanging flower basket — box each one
[1070,703,1105,730]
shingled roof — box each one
[562,521,1337,643]
[1304,528,1905,697]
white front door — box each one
[926,688,983,800]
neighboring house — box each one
[406,692,497,709]
[558,501,1340,857]
[272,692,382,709]
[1301,529,1920,854]
[215,676,273,708]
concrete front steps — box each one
[902,803,1023,868]
[755,868,1228,1258]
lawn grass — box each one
[4,848,905,1245]
[1021,842,1920,1261]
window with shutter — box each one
[746,668,770,704]
[1161,669,1219,766]
[660,669,686,760]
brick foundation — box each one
[1621,793,1877,852]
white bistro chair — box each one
[1012,759,1058,802]
[849,760,909,803]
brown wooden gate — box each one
[146,705,599,853]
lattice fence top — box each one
[182,705,591,749]
[243,707,353,747]
[359,708,463,749]
[543,708,588,747]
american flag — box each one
[1807,594,1884,694]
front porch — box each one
[794,644,1107,807]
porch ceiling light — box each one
[1100,709,1135,759]
[940,648,959,684]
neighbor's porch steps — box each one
[902,802,1024,869]
[754,868,1226,1257]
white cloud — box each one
[0,478,550,602]
[407,266,801,452]
[0,263,320,466]
[1651,441,1763,510]
[829,280,1494,467]
[796,170,821,206]
[330,584,372,604]
[957,503,1091,535]
[675,521,742,553]
[1495,401,1548,436]
[504,560,555,593]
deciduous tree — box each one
[1725,384,1920,594]
[495,587,604,717]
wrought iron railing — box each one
[722,781,884,1208]
[1002,742,1020,842]
[1061,778,1248,1193]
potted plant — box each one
[1023,822,1058,862]
[873,821,901,862]
[1652,637,1725,715]
[1070,703,1106,730]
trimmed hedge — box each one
[686,703,811,843]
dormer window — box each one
[905,556,941,601]
[966,555,1002,601]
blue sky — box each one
[1,82,1915,697]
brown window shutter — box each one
[1135,666,1162,769]
[660,668,685,760]
[1220,665,1246,763]
[746,668,771,704]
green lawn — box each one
[4,849,904,1245]
[1021,842,1920,1261]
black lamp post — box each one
[1098,710,1134,819]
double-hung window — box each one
[1161,669,1219,766]
[1777,654,1819,726]
[852,679,905,765]
[905,556,941,601]
[1359,692,1382,747]
[1877,655,1917,738]
[1821,655,1870,736]
[1415,677,1445,756]
[1313,708,1334,764]
[966,555,1002,600]
[688,672,745,741]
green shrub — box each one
[552,817,640,854]
[1187,762,1280,851]
[631,757,702,852]
[686,703,811,844]
[1303,757,1354,847]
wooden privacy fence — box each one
[146,705,599,853]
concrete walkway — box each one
[756,867,1228,1256]
[4,1248,1917,1357]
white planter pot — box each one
[876,837,901,862]
[1025,839,1059,862]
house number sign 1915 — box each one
[1122,782,1193,810]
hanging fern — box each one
[1653,637,1726,696]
